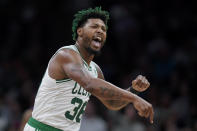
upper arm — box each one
[53,49,93,88]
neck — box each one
[75,40,94,65]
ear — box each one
[77,27,83,37]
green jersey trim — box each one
[73,45,92,71]
[56,78,72,83]
[28,117,63,131]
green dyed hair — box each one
[72,7,110,41]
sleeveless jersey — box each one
[32,45,98,131]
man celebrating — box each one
[24,7,154,131]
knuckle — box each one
[145,114,149,118]
[149,105,153,110]
[143,107,148,112]
[144,108,148,112]
[141,107,145,112]
[138,75,142,79]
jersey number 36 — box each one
[65,97,87,123]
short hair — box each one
[72,7,110,41]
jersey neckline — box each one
[73,45,92,71]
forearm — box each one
[85,78,137,102]
[100,87,132,110]
[65,63,137,106]
[102,99,129,110]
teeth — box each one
[96,37,101,42]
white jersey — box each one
[32,45,98,131]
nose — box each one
[96,27,104,34]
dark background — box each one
[0,0,196,130]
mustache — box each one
[83,35,106,45]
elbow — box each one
[103,102,123,111]
[108,108,120,111]
[82,77,95,93]
[84,85,94,94]
[106,106,122,111]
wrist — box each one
[129,92,138,103]
[129,86,140,95]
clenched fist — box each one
[132,75,150,92]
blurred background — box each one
[0,0,197,131]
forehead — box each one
[85,18,106,27]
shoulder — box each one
[49,45,83,72]
[53,46,81,64]
[52,45,77,58]
[92,61,105,80]
[48,45,83,80]
[55,45,77,56]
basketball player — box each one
[24,7,154,131]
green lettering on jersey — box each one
[82,88,87,96]
[78,86,82,95]
[72,82,77,94]
[88,92,91,97]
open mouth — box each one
[93,36,102,43]
[92,36,102,48]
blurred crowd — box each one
[0,0,197,131]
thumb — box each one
[138,111,144,117]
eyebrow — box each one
[92,23,106,28]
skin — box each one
[48,18,154,124]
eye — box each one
[102,27,106,32]
[91,25,98,28]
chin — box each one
[86,47,101,56]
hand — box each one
[133,95,154,124]
[132,75,150,92]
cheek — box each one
[103,33,107,42]
[83,36,91,43]
[103,31,107,37]
[82,33,92,44]
[83,30,93,39]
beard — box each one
[83,36,102,56]
[85,46,101,56]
